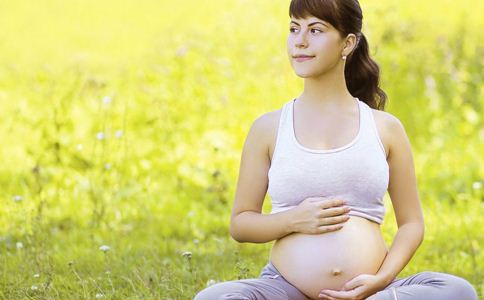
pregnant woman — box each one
[194,1,478,299]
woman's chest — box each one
[267,148,389,209]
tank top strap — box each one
[271,99,295,162]
[356,98,372,137]
[357,99,387,158]
[279,99,292,130]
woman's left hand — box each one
[318,273,387,300]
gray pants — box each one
[193,261,478,300]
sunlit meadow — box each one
[0,0,482,299]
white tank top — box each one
[268,97,389,224]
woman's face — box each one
[287,15,346,78]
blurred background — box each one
[0,0,482,299]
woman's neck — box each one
[298,69,354,111]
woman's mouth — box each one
[293,56,315,62]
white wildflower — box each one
[76,144,83,151]
[176,46,188,57]
[31,285,38,291]
[104,163,111,170]
[472,182,482,190]
[102,96,112,104]
[33,273,40,278]
[206,279,217,287]
[182,251,192,259]
[193,239,199,245]
[12,195,23,202]
[95,293,104,298]
[425,75,436,90]
[96,132,105,140]
[16,242,23,249]
[115,130,123,138]
[99,245,110,252]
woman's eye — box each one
[289,27,322,34]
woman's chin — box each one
[294,70,317,78]
[291,67,326,78]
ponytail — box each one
[345,33,387,110]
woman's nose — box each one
[295,32,308,48]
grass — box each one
[0,0,482,299]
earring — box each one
[342,55,347,60]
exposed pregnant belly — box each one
[269,216,388,300]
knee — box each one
[193,282,253,300]
[194,291,224,300]
[418,271,478,300]
[446,275,478,300]
[193,283,222,300]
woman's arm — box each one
[375,113,425,286]
[230,111,295,243]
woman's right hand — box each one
[290,197,351,234]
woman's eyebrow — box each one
[290,20,327,27]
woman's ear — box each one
[343,33,358,56]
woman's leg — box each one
[368,271,478,300]
[193,261,310,300]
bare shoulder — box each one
[249,108,282,162]
[252,108,281,133]
[370,108,409,159]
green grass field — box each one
[0,0,482,299]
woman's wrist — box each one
[279,208,297,235]
[375,273,395,288]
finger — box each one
[320,289,355,299]
[317,224,344,233]
[318,215,350,226]
[318,293,337,300]
[342,275,365,291]
[322,206,350,217]
[319,198,346,209]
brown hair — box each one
[289,0,387,110]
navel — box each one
[331,268,342,276]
